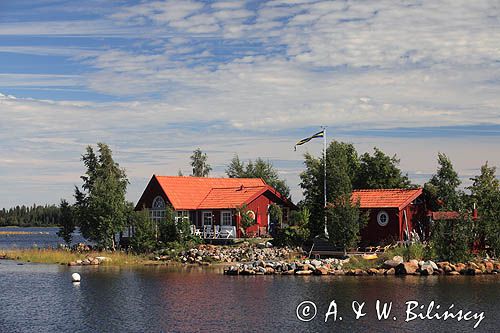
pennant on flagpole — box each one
[294,130,325,151]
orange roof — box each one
[198,186,267,209]
[352,188,423,210]
[154,176,270,210]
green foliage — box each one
[425,153,462,211]
[57,199,75,246]
[431,212,473,262]
[226,155,291,198]
[384,243,432,262]
[235,204,256,237]
[355,147,413,189]
[273,207,310,246]
[156,206,198,246]
[343,256,375,270]
[467,162,500,256]
[300,141,359,237]
[0,204,61,227]
[289,207,310,227]
[268,203,283,227]
[74,143,129,250]
[326,194,367,252]
[272,226,309,247]
[158,206,177,243]
[190,148,211,177]
[130,209,156,254]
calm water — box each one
[0,227,87,249]
[1,229,499,332]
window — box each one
[152,196,166,210]
[176,210,189,224]
[221,211,232,226]
[203,211,213,226]
[377,210,389,227]
[150,196,166,223]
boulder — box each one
[437,261,450,269]
[484,261,494,273]
[420,264,434,276]
[393,256,404,263]
[314,267,329,275]
[310,259,322,268]
[295,270,313,275]
[368,268,380,275]
[384,268,395,275]
[396,262,418,275]
[447,271,460,276]
[265,267,275,274]
[427,260,438,270]
[383,260,402,269]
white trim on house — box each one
[220,210,233,226]
[377,210,389,227]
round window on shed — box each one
[377,210,389,227]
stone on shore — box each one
[396,262,418,275]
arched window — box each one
[377,210,389,227]
[151,196,166,223]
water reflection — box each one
[0,260,498,333]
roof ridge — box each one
[211,185,267,190]
[353,188,421,192]
[154,175,264,181]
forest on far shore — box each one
[0,205,61,227]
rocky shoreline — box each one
[155,242,301,264]
[223,255,500,276]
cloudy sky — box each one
[1,0,499,208]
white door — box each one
[202,211,213,237]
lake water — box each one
[0,227,87,249]
[1,229,499,332]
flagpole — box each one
[322,126,328,238]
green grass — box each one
[343,256,381,270]
[1,248,150,266]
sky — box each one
[0,0,499,208]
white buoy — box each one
[71,273,81,283]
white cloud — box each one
[1,0,500,206]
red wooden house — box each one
[352,188,428,246]
[135,175,296,238]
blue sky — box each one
[1,0,499,207]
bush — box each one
[272,225,309,247]
[383,242,434,262]
[431,213,473,262]
[130,210,156,254]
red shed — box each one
[352,188,427,246]
[135,175,296,238]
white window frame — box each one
[377,210,389,227]
[150,196,166,223]
[175,210,189,224]
[202,211,213,227]
[220,210,233,226]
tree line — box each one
[0,204,61,227]
[6,141,498,262]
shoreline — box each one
[2,246,499,278]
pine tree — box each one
[57,199,75,247]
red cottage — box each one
[352,188,428,246]
[135,175,296,238]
